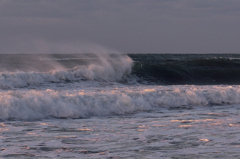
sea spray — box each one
[0,53,133,88]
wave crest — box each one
[0,54,133,88]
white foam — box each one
[1,85,240,120]
[0,54,133,88]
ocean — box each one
[1,53,240,158]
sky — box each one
[0,0,240,53]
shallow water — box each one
[1,105,240,159]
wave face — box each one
[1,85,240,120]
[130,54,240,85]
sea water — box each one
[1,54,240,158]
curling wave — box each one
[130,54,240,85]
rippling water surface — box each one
[1,54,240,158]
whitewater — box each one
[1,53,240,158]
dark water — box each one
[129,54,240,85]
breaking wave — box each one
[1,85,240,120]
[2,54,240,88]
[0,54,133,89]
[1,54,240,121]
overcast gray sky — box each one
[0,0,240,53]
